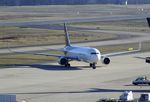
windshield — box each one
[91,52,99,55]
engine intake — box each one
[102,57,110,65]
[58,57,68,65]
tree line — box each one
[0,0,150,6]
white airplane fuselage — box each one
[64,46,101,63]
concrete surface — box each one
[0,52,150,102]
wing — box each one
[12,51,79,61]
[134,56,150,64]
[31,48,64,53]
[102,42,141,57]
[14,51,63,57]
[134,56,146,60]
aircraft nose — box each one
[96,54,101,61]
[89,48,101,63]
[91,54,101,63]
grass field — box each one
[0,5,150,49]
[0,5,150,66]
[69,19,150,32]
[0,18,150,48]
[0,26,117,48]
[0,5,150,22]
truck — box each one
[139,93,150,102]
[146,57,150,63]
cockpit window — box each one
[91,52,99,55]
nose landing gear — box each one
[90,63,96,69]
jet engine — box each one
[58,57,68,65]
[102,57,110,64]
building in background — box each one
[0,0,150,6]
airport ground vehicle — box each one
[139,93,150,102]
[146,57,150,63]
[119,91,133,101]
[132,76,150,85]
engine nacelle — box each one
[102,57,110,65]
[58,57,68,65]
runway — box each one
[0,52,150,102]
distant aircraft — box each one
[134,18,150,64]
[145,18,150,64]
[14,23,141,69]
[136,18,150,64]
[147,18,150,27]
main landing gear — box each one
[90,63,96,69]
[65,63,70,67]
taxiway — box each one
[0,52,149,102]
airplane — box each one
[147,18,150,27]
[134,18,150,64]
[144,18,150,64]
[13,23,141,69]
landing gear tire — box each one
[90,63,93,67]
[90,63,96,69]
[65,63,70,67]
[92,64,96,69]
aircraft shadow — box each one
[0,64,81,71]
[6,88,150,95]
[77,65,103,69]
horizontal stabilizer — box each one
[146,18,150,27]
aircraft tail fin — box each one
[138,42,142,51]
[64,23,71,46]
[146,18,150,27]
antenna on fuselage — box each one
[64,23,71,46]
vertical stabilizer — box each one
[138,42,142,51]
[146,18,150,27]
[64,23,71,46]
